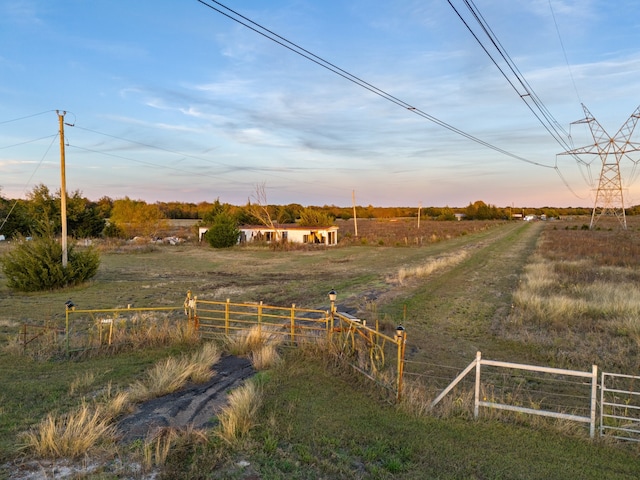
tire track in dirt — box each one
[117,355,255,443]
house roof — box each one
[239,224,338,231]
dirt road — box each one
[387,221,546,369]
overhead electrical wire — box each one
[548,0,582,107]
[0,110,55,126]
[0,134,58,151]
[195,0,555,170]
[0,133,58,233]
[70,125,337,186]
[444,0,587,197]
[446,0,575,155]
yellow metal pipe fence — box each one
[57,292,406,401]
[185,292,407,401]
[64,304,188,354]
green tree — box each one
[298,208,334,227]
[204,213,240,248]
[26,184,59,234]
[0,195,30,239]
[109,197,167,238]
[67,191,106,238]
[437,207,456,221]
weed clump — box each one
[215,380,262,444]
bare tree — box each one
[247,183,281,242]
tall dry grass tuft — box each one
[396,250,468,285]
[129,342,221,402]
[249,344,282,370]
[225,325,284,355]
[216,380,262,445]
[20,402,117,459]
[141,426,207,470]
[225,325,284,370]
[68,370,96,396]
[398,379,434,417]
[109,316,200,350]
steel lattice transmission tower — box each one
[559,104,640,230]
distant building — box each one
[200,224,339,246]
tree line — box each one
[1,184,602,241]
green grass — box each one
[0,343,194,462]
[165,349,640,479]
[3,220,640,478]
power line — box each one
[195,0,556,170]
[66,126,343,197]
[0,110,55,126]
[0,134,59,150]
[549,0,582,106]
[0,133,58,233]
[446,0,574,153]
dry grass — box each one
[68,371,96,396]
[497,222,640,370]
[20,343,220,461]
[20,402,117,459]
[140,426,208,470]
[249,344,282,370]
[107,315,200,351]
[396,250,469,285]
[215,380,262,445]
[225,325,284,370]
[129,342,221,402]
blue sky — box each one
[1,0,640,208]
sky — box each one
[1,0,640,208]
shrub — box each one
[204,213,240,248]
[1,235,100,291]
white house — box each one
[200,224,339,246]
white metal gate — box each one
[431,351,599,437]
[600,372,640,442]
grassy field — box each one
[2,218,640,478]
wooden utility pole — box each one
[57,110,68,268]
[417,201,422,228]
[352,190,358,237]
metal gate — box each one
[601,372,640,442]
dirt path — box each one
[117,355,255,443]
[365,221,546,368]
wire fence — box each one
[19,292,640,440]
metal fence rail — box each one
[431,351,599,437]
[189,297,329,343]
[64,305,186,353]
[601,372,640,442]
[185,292,407,400]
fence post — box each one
[590,364,598,438]
[290,304,296,343]
[193,295,199,331]
[65,307,70,356]
[474,351,482,418]
[395,326,406,402]
[225,298,230,335]
[258,301,263,336]
[599,370,605,438]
